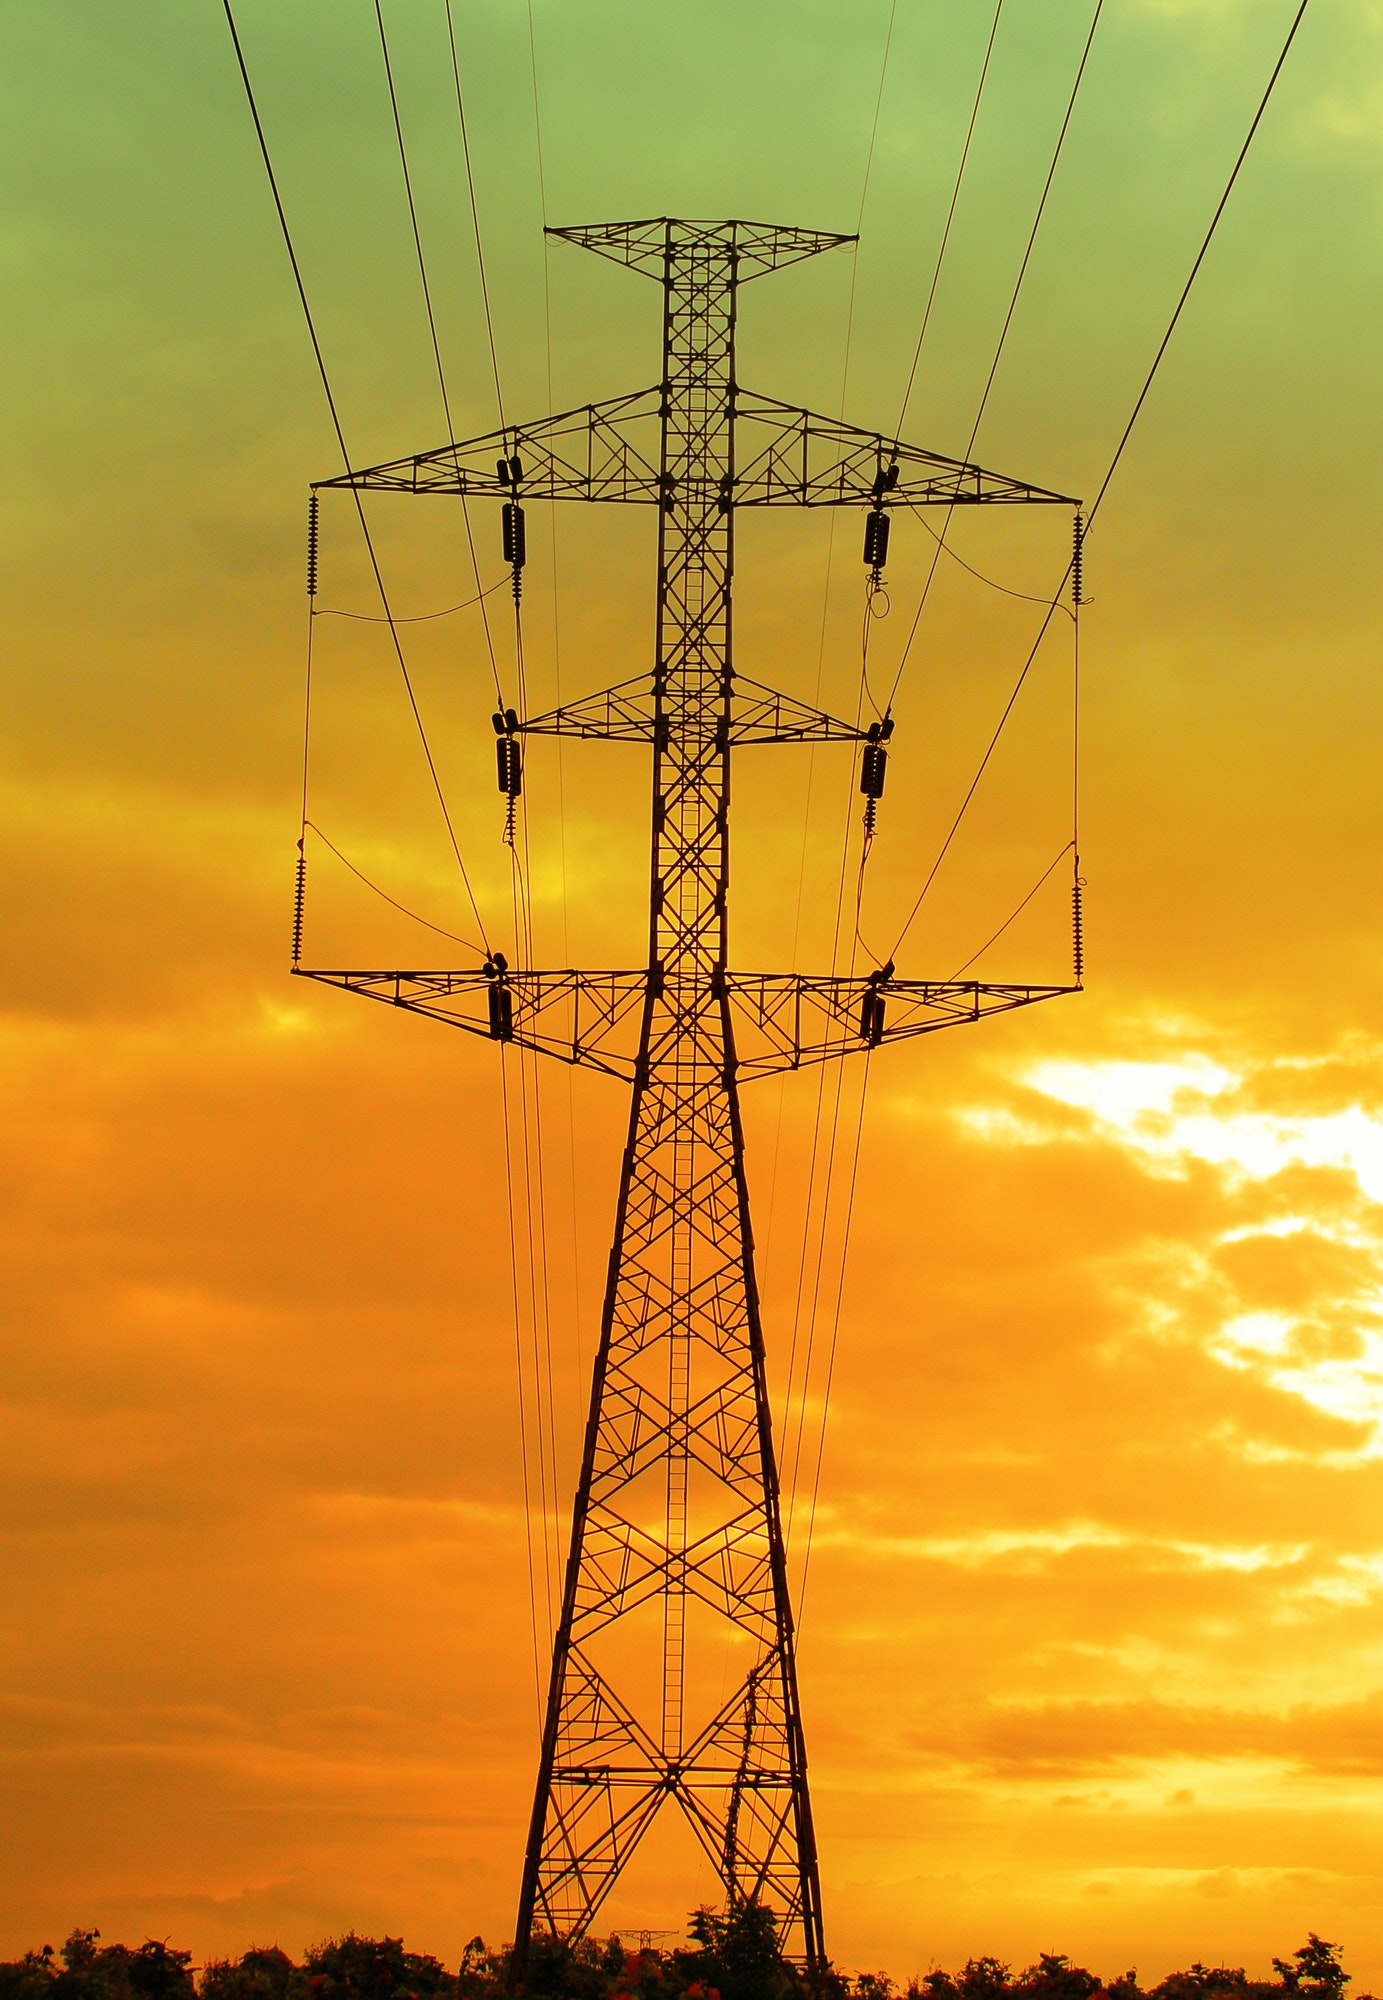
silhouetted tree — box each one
[923,1961,1013,2000]
[1273,1942,1350,1998]
[1016,1958,1100,2000]
[302,1936,455,2000]
[676,1903,795,2000]
[1151,1968,1249,2000]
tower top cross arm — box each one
[546,216,857,281]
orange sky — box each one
[4,0,1383,1986]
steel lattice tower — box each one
[299,217,1078,1970]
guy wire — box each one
[220,0,488,949]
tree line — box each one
[0,1911,1362,2000]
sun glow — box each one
[971,1046,1383,1452]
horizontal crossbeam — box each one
[516,672,868,746]
[547,216,857,281]
[291,964,1076,1081]
[313,388,1076,512]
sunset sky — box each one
[4,0,1383,1986]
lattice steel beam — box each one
[297,215,1080,1975]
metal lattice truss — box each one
[313,381,1073,514]
[521,1068,813,1939]
[514,671,869,747]
[294,966,1072,1085]
[301,218,1080,1973]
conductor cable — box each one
[221,0,489,948]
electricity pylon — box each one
[298,218,1078,1972]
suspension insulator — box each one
[1072,511,1084,609]
[487,980,514,1041]
[860,739,887,799]
[863,508,890,573]
[502,502,526,570]
[858,985,885,1046]
[496,736,523,799]
[306,493,319,598]
[1072,877,1085,982]
[291,843,306,965]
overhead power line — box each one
[889,0,1104,709]
[220,0,489,947]
[896,0,1005,436]
[887,0,1313,960]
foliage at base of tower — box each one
[0,1925,1363,2000]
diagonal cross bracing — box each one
[515,222,825,1965]
[294,216,1080,1973]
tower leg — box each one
[513,1041,823,1967]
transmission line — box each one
[887,0,1104,712]
[896,0,1005,436]
[373,0,505,705]
[220,0,488,948]
[885,0,1313,961]
[444,0,505,427]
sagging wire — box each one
[949,840,1076,981]
[220,0,489,954]
[292,495,318,968]
[316,575,509,623]
[303,819,484,952]
[885,0,1104,716]
[377,0,563,1651]
[1072,509,1086,986]
[499,1043,550,1727]
[796,1046,872,1620]
[881,0,1313,970]
[770,3,898,1494]
[896,0,1005,437]
[375,0,505,708]
[782,612,879,1548]
[523,0,586,1381]
[444,0,504,428]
